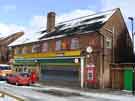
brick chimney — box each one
[47,12,56,32]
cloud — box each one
[101,0,135,18]
[101,0,135,36]
[56,9,95,23]
[8,9,95,45]
[29,16,47,30]
[0,9,95,38]
[2,4,16,13]
[30,9,95,30]
[0,23,26,37]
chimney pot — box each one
[47,12,56,32]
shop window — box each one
[41,42,48,52]
[70,38,79,49]
[106,38,112,48]
[24,67,27,72]
[18,68,22,72]
[32,44,41,53]
[55,40,61,51]
[16,68,18,72]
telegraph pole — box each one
[128,17,135,95]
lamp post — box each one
[128,17,135,95]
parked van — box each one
[0,64,13,80]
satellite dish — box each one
[86,46,93,53]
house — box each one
[9,8,133,88]
[0,32,24,64]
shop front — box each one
[13,57,86,88]
[39,58,81,86]
[13,59,37,73]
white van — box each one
[0,64,13,80]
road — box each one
[0,81,116,101]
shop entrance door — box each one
[41,66,80,85]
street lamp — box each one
[128,17,135,95]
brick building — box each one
[9,8,133,88]
[0,32,24,64]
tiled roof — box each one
[40,9,116,39]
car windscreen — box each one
[8,74,16,77]
[19,73,30,77]
[0,66,11,70]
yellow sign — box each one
[14,50,81,59]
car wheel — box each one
[6,80,9,83]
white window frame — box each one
[106,38,112,48]
[15,48,22,54]
[32,44,41,53]
[71,38,79,49]
[55,40,61,51]
[42,42,48,52]
[22,47,27,54]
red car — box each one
[7,72,37,86]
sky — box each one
[0,0,135,37]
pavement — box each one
[31,83,135,101]
[0,81,115,101]
[1,81,135,101]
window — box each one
[55,40,61,51]
[32,44,41,53]
[22,47,28,54]
[15,48,22,54]
[22,46,31,54]
[41,42,48,52]
[0,65,11,70]
[106,38,112,48]
[71,38,79,49]
[62,40,69,50]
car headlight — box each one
[2,73,6,76]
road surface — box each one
[0,81,116,101]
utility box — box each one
[85,64,96,86]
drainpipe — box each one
[128,17,135,95]
[96,31,105,88]
[102,35,105,88]
[80,57,85,88]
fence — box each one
[111,63,134,91]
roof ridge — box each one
[57,8,118,25]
